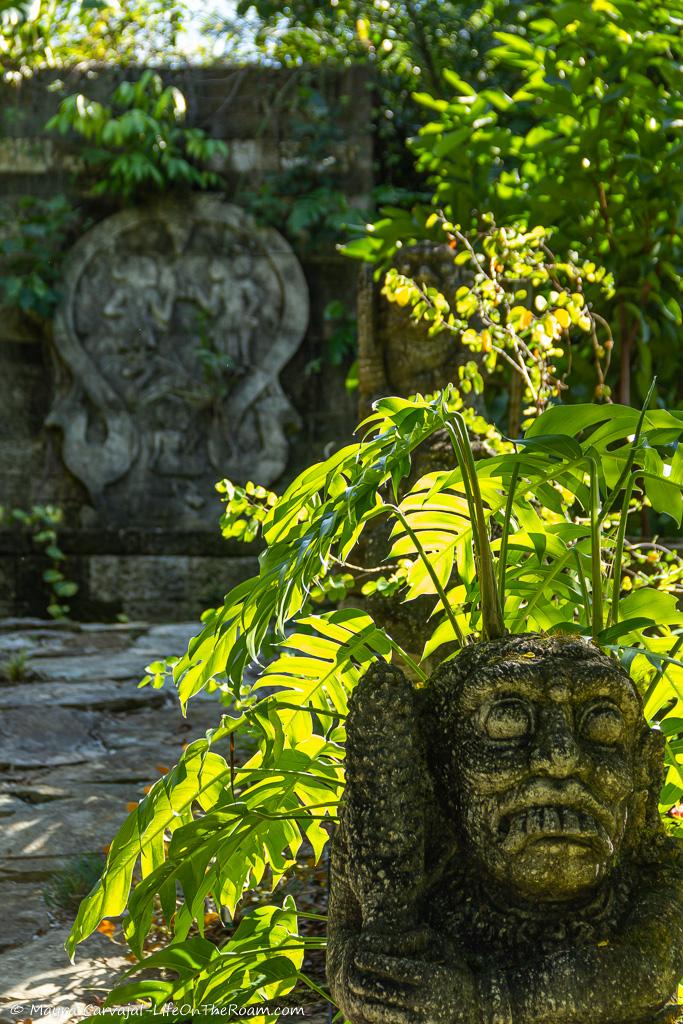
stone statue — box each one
[356,245,467,419]
[328,633,683,1024]
[47,196,309,526]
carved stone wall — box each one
[0,66,370,619]
[49,197,309,528]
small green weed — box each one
[43,854,106,917]
[0,650,30,683]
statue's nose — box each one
[530,707,579,777]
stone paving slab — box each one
[0,619,227,1013]
[27,651,167,683]
[0,881,53,952]
[0,625,147,659]
[0,621,195,669]
[0,794,25,816]
[0,619,317,1017]
[0,707,107,767]
[0,680,169,711]
[0,857,74,882]
[0,791,132,861]
[0,927,130,1008]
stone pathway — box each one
[0,620,227,1018]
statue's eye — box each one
[580,702,624,745]
[483,699,533,742]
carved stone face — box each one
[430,637,648,903]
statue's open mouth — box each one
[499,805,613,854]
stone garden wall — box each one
[0,65,373,619]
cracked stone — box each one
[0,680,169,711]
[0,927,129,1008]
[0,708,107,768]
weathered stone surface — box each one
[48,196,309,525]
[0,137,56,174]
[0,857,74,882]
[86,553,258,621]
[0,789,131,860]
[26,651,162,682]
[0,882,51,952]
[0,707,106,767]
[356,245,469,418]
[0,620,145,657]
[0,66,367,621]
[0,794,26,816]
[0,618,336,1017]
[0,680,167,710]
[0,620,238,1014]
[0,927,129,1008]
[0,619,198,683]
[328,633,683,1024]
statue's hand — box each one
[345,947,479,1024]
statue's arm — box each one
[327,662,492,1024]
[504,857,683,1024]
[335,661,429,934]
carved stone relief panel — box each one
[48,196,309,526]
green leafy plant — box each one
[386,0,683,406]
[323,300,357,370]
[222,0,527,187]
[378,217,614,434]
[44,854,106,916]
[1,504,78,618]
[0,194,81,321]
[0,0,186,81]
[46,70,228,200]
[0,649,31,683]
[240,82,356,245]
[303,301,358,382]
[216,479,278,546]
[67,388,683,1015]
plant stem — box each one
[600,378,655,524]
[444,417,505,640]
[608,474,635,628]
[388,504,466,647]
[510,547,575,634]
[299,972,337,1007]
[589,458,604,639]
[269,702,347,720]
[572,547,592,625]
[388,638,428,682]
[641,634,683,712]
[498,462,520,613]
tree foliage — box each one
[210,0,525,183]
[355,0,683,405]
[46,70,228,199]
[0,0,186,79]
[68,391,683,1015]
[0,194,81,318]
[0,503,78,617]
[377,217,615,433]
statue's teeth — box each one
[500,805,605,850]
[542,808,561,832]
[527,808,544,832]
[561,809,580,831]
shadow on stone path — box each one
[0,620,219,1017]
